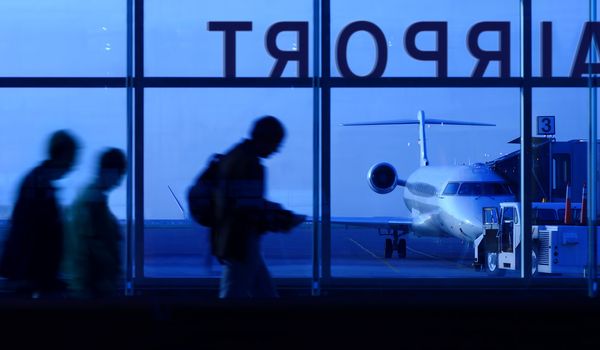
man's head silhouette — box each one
[250,116,285,158]
[96,148,127,191]
[47,130,79,179]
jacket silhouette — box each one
[212,116,303,298]
[0,130,78,296]
[66,148,126,298]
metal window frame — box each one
[0,0,597,296]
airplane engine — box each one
[368,162,399,194]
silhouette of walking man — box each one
[66,148,126,299]
[0,130,79,298]
[213,116,304,299]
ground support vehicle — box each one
[473,202,598,276]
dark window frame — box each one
[0,0,597,293]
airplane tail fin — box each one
[342,110,495,167]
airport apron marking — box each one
[347,237,401,273]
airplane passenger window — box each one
[442,182,460,195]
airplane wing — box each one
[331,216,412,231]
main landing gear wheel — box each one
[384,228,407,259]
[397,239,406,258]
[385,239,393,259]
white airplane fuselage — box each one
[402,164,516,241]
[351,110,513,243]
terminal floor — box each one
[0,288,598,349]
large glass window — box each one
[0,0,127,77]
[0,89,127,217]
[532,0,588,77]
[330,88,519,278]
[1,0,598,294]
[145,0,314,77]
[330,0,520,78]
[0,88,128,283]
[143,88,313,278]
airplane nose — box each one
[458,214,482,240]
[449,198,495,240]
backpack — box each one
[187,153,223,227]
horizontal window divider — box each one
[527,77,600,87]
[324,77,600,88]
[1,77,598,89]
[325,77,523,88]
[0,77,127,88]
[141,77,313,88]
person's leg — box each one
[252,256,278,298]
[219,259,252,299]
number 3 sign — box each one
[537,116,555,136]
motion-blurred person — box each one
[0,130,79,298]
[66,148,126,299]
[213,116,305,299]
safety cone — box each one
[581,182,587,225]
[564,182,572,225]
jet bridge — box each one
[488,138,596,204]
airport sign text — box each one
[207,21,600,78]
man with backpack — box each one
[189,115,304,298]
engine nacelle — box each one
[368,162,398,194]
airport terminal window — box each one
[0,89,128,219]
[330,0,520,78]
[143,88,313,278]
[1,1,598,292]
[532,88,595,280]
[331,88,520,278]
[0,0,126,77]
[532,0,588,77]
[0,88,128,284]
[145,0,314,77]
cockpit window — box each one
[442,182,460,195]
[457,182,512,196]
[458,182,482,195]
[482,182,512,195]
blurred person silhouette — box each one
[0,130,79,298]
[213,115,305,299]
[66,148,126,299]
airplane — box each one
[334,110,517,259]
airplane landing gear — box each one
[385,239,393,259]
[383,229,407,259]
[397,238,406,258]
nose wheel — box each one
[384,229,407,259]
